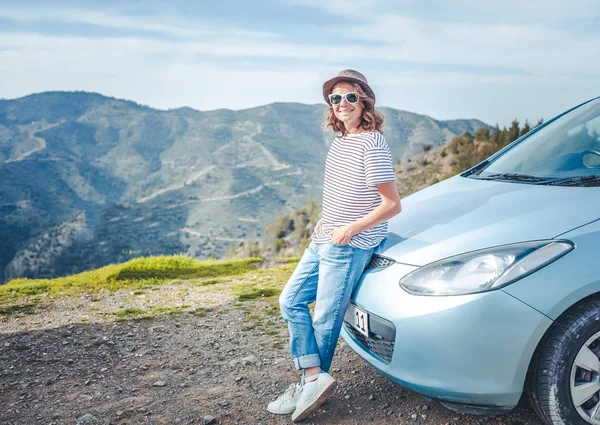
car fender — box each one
[503,218,600,320]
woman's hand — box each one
[329,225,354,245]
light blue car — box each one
[341,96,600,425]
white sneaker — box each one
[267,383,302,415]
[292,372,337,422]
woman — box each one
[267,69,402,422]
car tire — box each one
[529,298,600,425]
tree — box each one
[475,127,490,140]
[520,120,531,137]
[508,120,520,144]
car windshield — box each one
[472,98,600,185]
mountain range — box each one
[0,91,488,283]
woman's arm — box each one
[330,181,402,244]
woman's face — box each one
[331,82,364,128]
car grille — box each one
[366,254,396,269]
[344,306,396,363]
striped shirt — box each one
[312,131,396,249]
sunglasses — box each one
[328,92,359,105]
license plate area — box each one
[348,304,369,338]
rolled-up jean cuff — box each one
[294,354,321,370]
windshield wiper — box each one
[471,173,549,183]
[539,175,600,187]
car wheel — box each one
[529,298,600,425]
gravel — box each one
[0,284,544,425]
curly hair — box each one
[324,82,384,136]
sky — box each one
[0,0,599,126]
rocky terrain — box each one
[1,278,543,425]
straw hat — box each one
[322,69,376,104]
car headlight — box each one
[399,240,574,296]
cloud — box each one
[291,1,600,74]
[0,31,328,111]
[0,2,598,126]
[2,3,597,76]
[0,5,276,40]
[288,0,600,22]
[286,0,600,76]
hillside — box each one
[0,92,488,283]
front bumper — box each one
[340,262,553,409]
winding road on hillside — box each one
[4,121,64,164]
[137,166,217,203]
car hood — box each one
[381,175,600,266]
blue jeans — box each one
[279,241,375,372]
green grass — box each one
[151,306,188,315]
[235,286,281,301]
[0,255,299,322]
[275,256,301,264]
[260,306,280,316]
[0,303,37,316]
[112,305,188,320]
[241,324,257,331]
[230,261,297,301]
[0,255,263,303]
[114,255,263,280]
[190,277,230,287]
[113,307,147,318]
